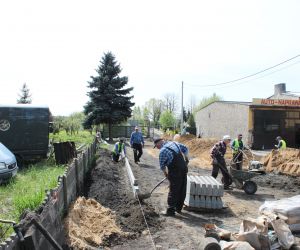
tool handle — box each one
[149,177,167,195]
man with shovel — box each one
[153,138,189,217]
[211,135,232,190]
[231,134,245,170]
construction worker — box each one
[210,135,232,190]
[154,138,189,216]
[275,136,287,150]
[231,134,245,170]
[112,138,126,162]
[96,130,102,144]
[130,126,144,164]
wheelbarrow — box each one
[218,162,258,195]
[229,166,259,194]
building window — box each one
[287,112,299,119]
[208,112,211,118]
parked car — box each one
[0,142,18,184]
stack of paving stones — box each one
[184,175,224,209]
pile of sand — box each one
[263,148,300,176]
[64,197,127,249]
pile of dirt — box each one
[253,173,300,193]
[175,135,218,167]
[64,197,127,249]
[173,135,253,168]
[263,148,300,176]
[84,148,160,246]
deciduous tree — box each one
[159,110,176,130]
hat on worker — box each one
[153,138,163,148]
[276,136,282,141]
[135,126,139,130]
[223,135,231,141]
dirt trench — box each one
[66,141,300,249]
[82,148,161,248]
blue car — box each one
[0,142,18,184]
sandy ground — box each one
[81,141,300,249]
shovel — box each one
[137,177,167,200]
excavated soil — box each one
[64,197,126,249]
[173,134,253,169]
[82,148,160,248]
[263,148,300,176]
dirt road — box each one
[86,140,300,249]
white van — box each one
[0,142,18,184]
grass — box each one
[0,130,95,240]
[50,130,94,146]
[0,159,65,240]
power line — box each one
[187,59,300,90]
[185,54,300,88]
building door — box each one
[253,110,283,149]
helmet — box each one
[119,137,125,142]
[223,135,231,141]
[276,136,282,141]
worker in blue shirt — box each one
[154,138,189,216]
[130,126,144,163]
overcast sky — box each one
[1,0,300,116]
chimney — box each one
[274,83,286,96]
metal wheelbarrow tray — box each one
[229,167,259,195]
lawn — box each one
[0,130,94,241]
[50,130,95,146]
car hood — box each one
[0,142,16,164]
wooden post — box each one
[62,175,68,213]
[83,152,86,177]
[74,158,79,195]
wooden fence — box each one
[1,140,97,250]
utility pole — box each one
[181,81,183,133]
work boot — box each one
[160,209,175,217]
[224,186,233,190]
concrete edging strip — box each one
[124,157,139,197]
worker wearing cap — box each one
[210,135,232,190]
[231,134,245,170]
[154,138,189,216]
[130,126,144,163]
[275,136,287,150]
[112,138,126,162]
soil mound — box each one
[173,135,255,169]
[263,148,300,176]
[64,197,126,249]
[85,148,160,246]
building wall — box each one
[195,102,250,144]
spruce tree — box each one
[83,52,134,140]
[17,83,32,104]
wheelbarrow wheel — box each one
[243,181,257,195]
